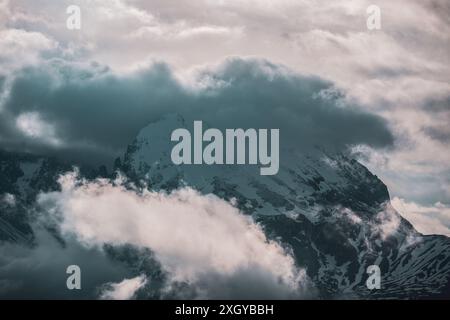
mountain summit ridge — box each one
[119,114,450,298]
[0,115,449,298]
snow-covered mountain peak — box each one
[116,116,450,299]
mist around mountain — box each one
[0,114,449,299]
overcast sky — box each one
[0,0,449,235]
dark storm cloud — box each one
[0,58,393,166]
[0,61,184,164]
[0,228,131,299]
[184,59,394,150]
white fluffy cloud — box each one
[392,197,450,236]
[1,193,16,207]
[373,203,402,240]
[335,203,403,240]
[99,275,147,300]
[16,112,62,146]
[37,171,310,298]
[0,28,57,74]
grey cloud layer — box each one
[0,0,449,231]
[0,58,393,165]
